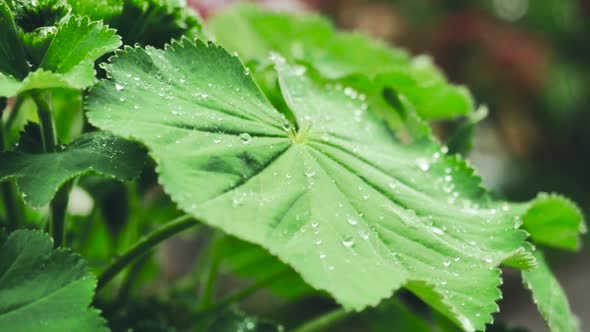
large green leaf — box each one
[522,251,580,332]
[209,5,473,120]
[0,131,145,206]
[0,229,108,331]
[86,40,581,331]
[0,15,121,97]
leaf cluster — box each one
[0,2,586,332]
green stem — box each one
[5,95,25,131]
[32,91,58,152]
[291,308,351,332]
[197,267,291,315]
[0,99,26,231]
[32,90,69,247]
[198,231,224,309]
[117,253,151,303]
[50,181,72,247]
[97,214,198,290]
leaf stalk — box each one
[97,214,199,290]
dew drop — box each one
[239,133,252,144]
[416,158,430,171]
[443,260,451,267]
[347,218,358,226]
[213,138,222,144]
[342,236,355,248]
[115,83,124,91]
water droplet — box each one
[440,280,448,285]
[342,236,355,248]
[484,258,493,263]
[454,256,461,262]
[115,83,124,91]
[319,253,326,259]
[304,168,316,177]
[315,239,322,245]
[239,133,252,144]
[347,217,358,226]
[281,122,292,132]
[213,138,222,144]
[431,226,444,235]
[416,158,430,171]
[443,260,451,267]
[179,78,186,84]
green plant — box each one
[0,2,585,331]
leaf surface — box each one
[522,251,580,332]
[0,131,145,206]
[86,40,581,331]
[0,230,108,332]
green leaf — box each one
[522,193,587,251]
[209,5,473,121]
[70,0,202,47]
[0,0,29,78]
[0,229,108,331]
[0,15,121,97]
[522,251,580,332]
[8,0,69,33]
[209,4,409,79]
[0,131,145,206]
[216,236,315,299]
[363,300,430,332]
[86,40,582,331]
[40,16,121,74]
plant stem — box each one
[117,253,151,303]
[32,90,70,247]
[0,99,26,231]
[198,231,223,309]
[197,267,291,315]
[32,91,59,152]
[50,181,72,247]
[291,308,351,332]
[5,95,25,131]
[97,214,198,290]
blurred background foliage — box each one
[192,0,590,330]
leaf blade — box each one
[0,230,108,332]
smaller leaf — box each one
[0,15,121,97]
[215,236,315,299]
[40,16,121,74]
[363,300,430,332]
[0,0,29,78]
[0,131,146,206]
[71,0,203,47]
[522,251,580,332]
[0,229,108,332]
[522,193,586,250]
